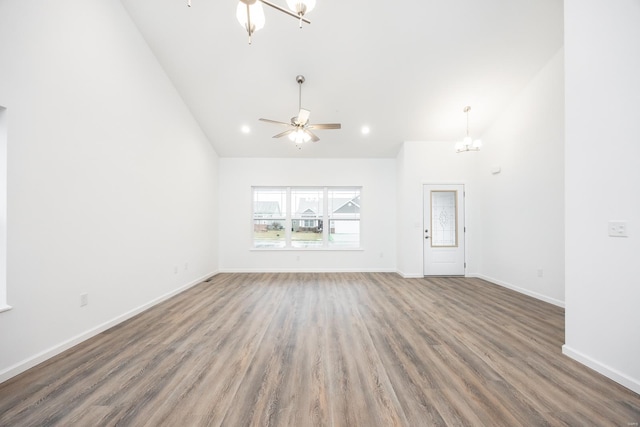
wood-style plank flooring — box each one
[1,273,639,426]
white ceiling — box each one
[119,0,563,158]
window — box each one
[430,190,458,247]
[252,187,361,249]
[253,188,287,248]
[328,188,361,248]
[291,188,323,248]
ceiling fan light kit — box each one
[259,75,341,149]
[455,106,483,153]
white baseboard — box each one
[562,345,640,395]
[396,271,424,279]
[218,268,397,273]
[0,271,218,384]
[470,273,565,308]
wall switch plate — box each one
[608,221,628,237]
[80,293,88,307]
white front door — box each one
[423,184,465,276]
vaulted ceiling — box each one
[119,0,563,158]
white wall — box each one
[469,49,565,306]
[0,0,219,382]
[218,158,395,272]
[0,106,6,311]
[395,141,474,278]
[564,0,640,394]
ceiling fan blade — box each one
[308,123,342,130]
[306,129,320,142]
[273,129,295,139]
[259,118,292,126]
[297,108,311,125]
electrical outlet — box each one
[608,221,628,237]
[537,269,543,278]
[80,293,88,307]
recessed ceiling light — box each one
[361,126,370,135]
[241,125,251,134]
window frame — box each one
[251,186,362,250]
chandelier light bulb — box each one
[236,0,265,43]
[286,0,316,15]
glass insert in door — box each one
[431,190,458,247]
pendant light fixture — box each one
[187,0,313,44]
[455,106,482,153]
[236,0,266,44]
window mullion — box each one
[323,187,329,247]
[285,187,292,247]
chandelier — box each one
[187,0,315,44]
[455,106,482,153]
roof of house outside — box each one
[254,201,282,216]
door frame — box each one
[423,183,466,276]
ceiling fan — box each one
[259,75,341,148]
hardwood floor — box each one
[1,273,639,426]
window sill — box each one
[0,304,12,314]
[250,247,363,252]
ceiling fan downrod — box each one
[296,75,305,112]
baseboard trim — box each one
[396,271,424,279]
[0,271,218,384]
[218,268,397,273]
[562,345,640,395]
[470,273,565,308]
